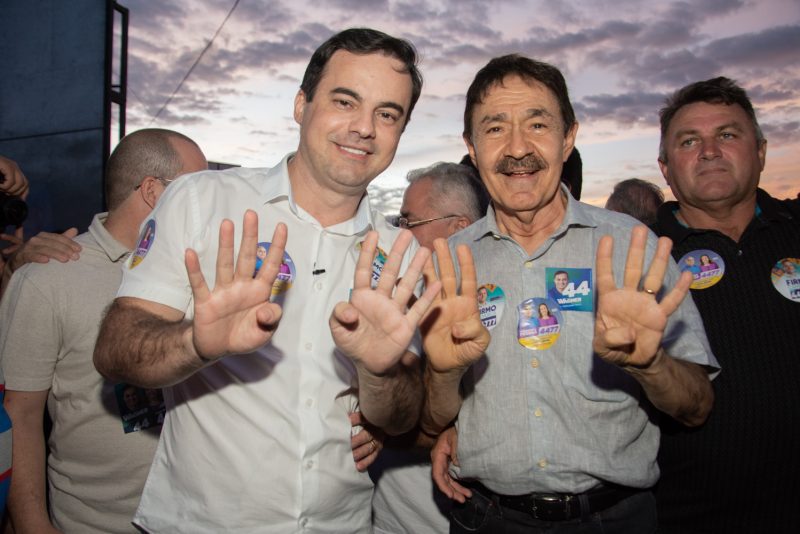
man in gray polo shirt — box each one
[425,55,718,533]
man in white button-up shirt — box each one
[92,29,480,533]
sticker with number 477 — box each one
[545,267,593,312]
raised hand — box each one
[421,238,490,373]
[187,209,287,361]
[329,230,441,375]
[593,225,691,369]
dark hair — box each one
[658,76,764,162]
[300,28,423,127]
[604,178,665,226]
[463,54,576,140]
[560,147,582,200]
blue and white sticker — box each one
[545,267,593,311]
[477,283,505,330]
[771,257,800,303]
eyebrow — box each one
[675,121,746,137]
[330,87,406,117]
[478,107,554,126]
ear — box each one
[453,216,471,232]
[463,134,478,167]
[138,176,162,209]
[757,139,767,172]
[294,90,307,126]
[562,121,578,162]
[657,158,671,186]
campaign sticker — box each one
[545,268,593,312]
[254,242,295,299]
[770,257,800,303]
[355,241,388,289]
[115,383,165,434]
[477,283,505,330]
[130,219,156,269]
[517,297,562,350]
[679,249,725,290]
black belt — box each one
[472,481,640,522]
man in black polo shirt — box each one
[652,76,800,533]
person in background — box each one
[0,129,207,533]
[604,178,665,225]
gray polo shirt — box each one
[450,190,718,495]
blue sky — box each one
[119,0,800,212]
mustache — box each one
[495,154,547,174]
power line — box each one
[148,0,241,125]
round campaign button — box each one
[770,257,800,303]
[477,283,505,330]
[254,242,295,299]
[517,297,562,351]
[130,219,156,269]
[678,249,725,290]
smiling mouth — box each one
[337,144,371,157]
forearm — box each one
[94,299,207,388]
[420,365,464,437]
[356,353,422,436]
[4,392,57,533]
[624,349,713,426]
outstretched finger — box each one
[354,231,378,291]
[185,248,211,303]
[658,270,692,317]
[393,245,430,308]
[595,235,617,295]
[214,219,236,286]
[433,238,457,298]
[234,210,260,279]
[623,226,648,290]
[641,236,672,294]
[376,230,412,296]
[406,278,443,326]
[456,244,478,298]
[255,223,288,287]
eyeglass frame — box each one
[134,176,175,191]
[394,214,460,229]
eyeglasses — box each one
[134,176,175,191]
[394,214,459,229]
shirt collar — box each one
[261,152,376,236]
[472,184,596,242]
[88,212,130,262]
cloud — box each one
[574,92,665,126]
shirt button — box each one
[534,408,542,417]
[306,460,314,469]
[492,234,501,240]
[524,260,534,269]
[315,281,323,290]
[300,517,308,527]
[530,357,540,368]
[305,342,312,351]
[305,398,313,407]
[538,459,547,468]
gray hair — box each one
[105,128,200,210]
[605,178,664,226]
[406,162,487,222]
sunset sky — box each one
[119,0,800,212]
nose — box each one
[350,108,376,139]
[507,123,532,159]
[699,136,721,160]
